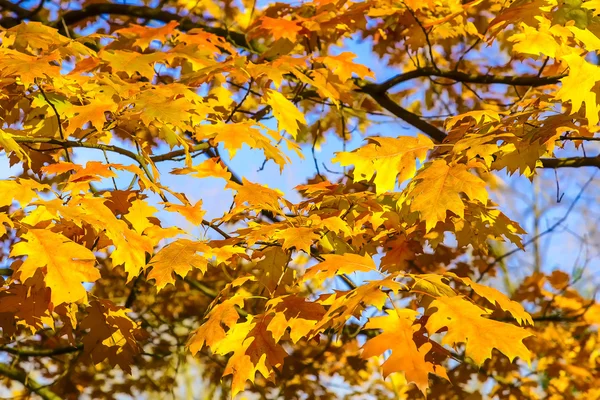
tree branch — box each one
[0,363,63,400]
[0,344,82,357]
[370,67,565,93]
[13,137,209,165]
[539,156,600,169]
[56,3,255,52]
[357,87,448,143]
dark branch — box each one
[0,363,63,400]
[540,156,600,169]
[0,344,82,357]
[56,3,255,52]
[357,86,448,143]
[371,67,565,93]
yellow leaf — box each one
[556,54,600,124]
[425,296,533,365]
[334,134,433,194]
[171,157,232,181]
[147,239,210,290]
[188,294,246,353]
[407,160,489,231]
[80,300,141,373]
[446,273,533,326]
[264,89,306,139]
[10,229,100,306]
[361,309,447,395]
[315,52,375,81]
[0,128,29,163]
[213,315,287,398]
[273,227,319,254]
[302,253,377,284]
[124,199,158,233]
[164,200,206,225]
[508,22,560,57]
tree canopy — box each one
[1,0,600,398]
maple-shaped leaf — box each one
[425,296,533,365]
[409,274,457,299]
[0,280,52,336]
[227,178,288,217]
[212,314,287,398]
[124,199,158,234]
[302,253,377,284]
[100,50,164,80]
[80,300,141,373]
[273,226,319,254]
[0,179,47,208]
[333,134,434,193]
[313,276,406,332]
[147,239,210,290]
[508,21,560,58]
[257,16,303,41]
[265,295,326,343]
[406,160,489,231]
[115,21,179,51]
[0,128,29,163]
[10,229,100,306]
[67,196,154,281]
[170,157,232,181]
[361,309,447,395]
[556,54,600,125]
[315,52,375,81]
[446,273,533,326]
[66,96,116,135]
[163,200,206,225]
[264,89,306,139]
[188,294,246,353]
[254,247,292,295]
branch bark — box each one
[371,67,565,93]
[0,345,82,357]
[0,363,63,400]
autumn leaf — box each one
[10,229,100,306]
[556,53,600,125]
[302,253,378,284]
[212,314,287,398]
[273,226,319,254]
[333,134,434,193]
[425,296,533,365]
[80,300,141,373]
[264,89,306,139]
[187,294,246,353]
[147,239,210,290]
[446,272,533,326]
[0,128,29,162]
[124,199,158,234]
[315,52,375,81]
[361,309,447,395]
[257,16,302,42]
[163,200,206,225]
[406,160,489,231]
